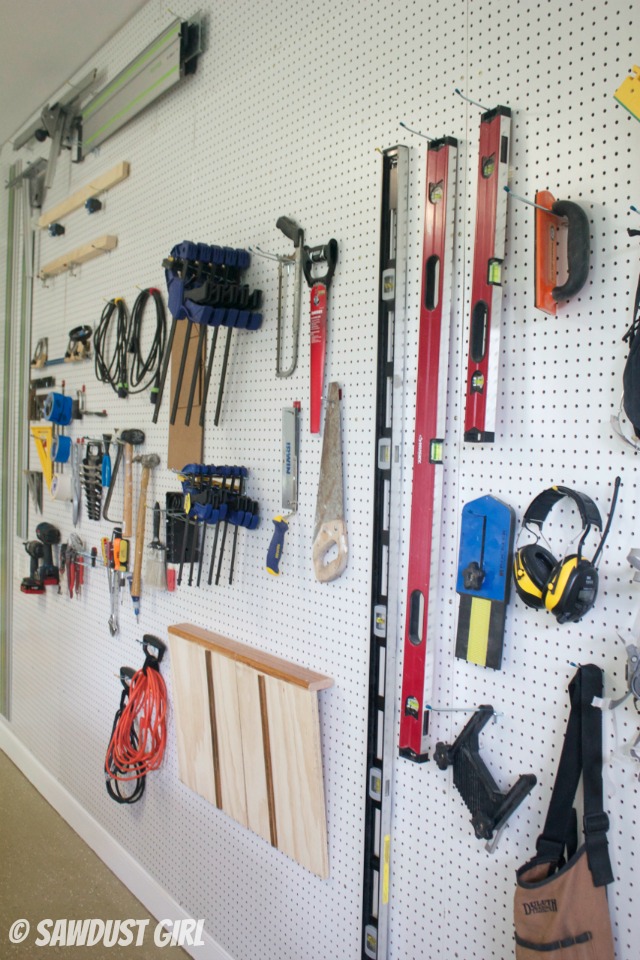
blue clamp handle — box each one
[266,516,289,575]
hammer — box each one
[130,453,160,618]
[121,428,145,536]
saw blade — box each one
[314,382,344,538]
[282,404,300,513]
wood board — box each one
[169,637,218,807]
[166,323,204,470]
[265,676,329,879]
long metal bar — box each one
[0,163,20,718]
[399,136,458,762]
[16,177,35,539]
[361,144,409,960]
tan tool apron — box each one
[514,847,614,959]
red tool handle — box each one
[310,282,327,434]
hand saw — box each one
[313,382,347,581]
[266,403,300,575]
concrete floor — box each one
[0,751,190,958]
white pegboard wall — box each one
[0,2,639,960]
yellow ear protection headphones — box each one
[513,478,621,624]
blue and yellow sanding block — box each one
[454,494,516,669]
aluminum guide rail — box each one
[80,16,202,158]
[0,162,20,718]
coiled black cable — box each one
[94,290,166,400]
[94,297,129,397]
[127,288,167,402]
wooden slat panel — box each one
[168,635,217,806]
[264,677,329,878]
[236,664,272,844]
[38,162,130,228]
[168,623,334,691]
[208,651,247,827]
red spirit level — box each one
[464,106,511,443]
[399,136,458,762]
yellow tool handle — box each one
[101,537,110,566]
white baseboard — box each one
[0,720,236,960]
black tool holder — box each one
[80,441,103,520]
[434,705,536,842]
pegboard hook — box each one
[249,244,292,265]
[504,186,556,215]
[426,704,502,722]
[398,121,433,142]
[454,88,490,112]
[631,205,640,215]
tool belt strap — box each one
[535,664,613,887]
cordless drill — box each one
[21,541,45,594]
[21,523,61,593]
[36,522,60,586]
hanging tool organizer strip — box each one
[361,145,409,960]
[399,137,458,762]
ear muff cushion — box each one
[545,556,599,622]
[513,544,557,607]
[544,556,578,611]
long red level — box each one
[399,136,458,762]
[464,106,511,443]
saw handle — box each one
[276,216,304,248]
[551,200,590,302]
[266,516,289,575]
[303,239,338,289]
[312,519,348,583]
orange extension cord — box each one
[105,637,167,803]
